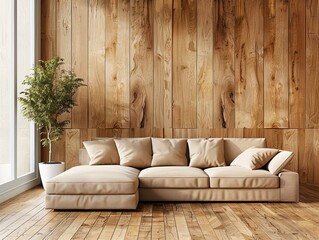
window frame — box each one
[0,0,40,202]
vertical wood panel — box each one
[154,0,173,128]
[173,0,197,128]
[81,129,97,144]
[298,129,306,183]
[88,0,106,128]
[306,0,319,128]
[213,0,235,128]
[282,129,299,172]
[71,0,88,128]
[304,129,319,184]
[235,0,263,128]
[163,0,173,128]
[313,130,319,185]
[41,0,56,60]
[197,0,213,128]
[57,0,72,128]
[65,129,81,169]
[264,0,289,128]
[289,0,306,128]
[105,0,130,128]
[154,0,164,128]
[51,132,66,163]
[264,129,283,149]
[130,0,154,128]
[304,130,315,183]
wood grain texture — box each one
[197,0,213,129]
[88,0,106,128]
[41,0,319,184]
[304,129,319,184]
[173,0,197,128]
[51,132,66,163]
[235,0,263,128]
[282,129,299,172]
[264,0,289,128]
[154,0,173,128]
[306,0,319,128]
[71,0,88,129]
[41,0,56,60]
[163,0,173,129]
[298,129,306,183]
[106,0,130,128]
[65,129,81,169]
[130,0,154,128]
[56,0,72,128]
[213,0,235,128]
[263,128,298,172]
[173,129,198,138]
[289,0,306,128]
[5,186,319,239]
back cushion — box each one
[188,138,225,168]
[224,138,266,165]
[83,139,120,165]
[114,137,152,168]
[79,148,90,165]
[151,138,187,166]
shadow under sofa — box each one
[45,138,299,210]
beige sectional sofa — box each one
[45,138,299,209]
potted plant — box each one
[19,57,84,190]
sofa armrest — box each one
[279,170,299,202]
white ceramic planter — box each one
[39,162,65,191]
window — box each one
[0,0,39,201]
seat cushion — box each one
[204,166,279,189]
[139,166,209,188]
[46,165,140,195]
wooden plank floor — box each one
[1,184,319,240]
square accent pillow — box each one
[151,138,187,166]
[230,147,279,170]
[188,138,225,168]
[114,137,152,168]
[83,139,119,165]
[266,150,294,175]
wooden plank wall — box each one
[41,0,319,184]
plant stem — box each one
[46,126,52,163]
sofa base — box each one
[46,191,139,209]
[139,188,295,202]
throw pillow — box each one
[266,150,294,175]
[151,138,187,166]
[230,147,279,170]
[114,137,152,168]
[83,139,119,165]
[188,138,225,168]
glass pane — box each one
[0,0,13,184]
[17,0,34,177]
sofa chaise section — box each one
[45,165,140,209]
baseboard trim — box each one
[0,178,41,204]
